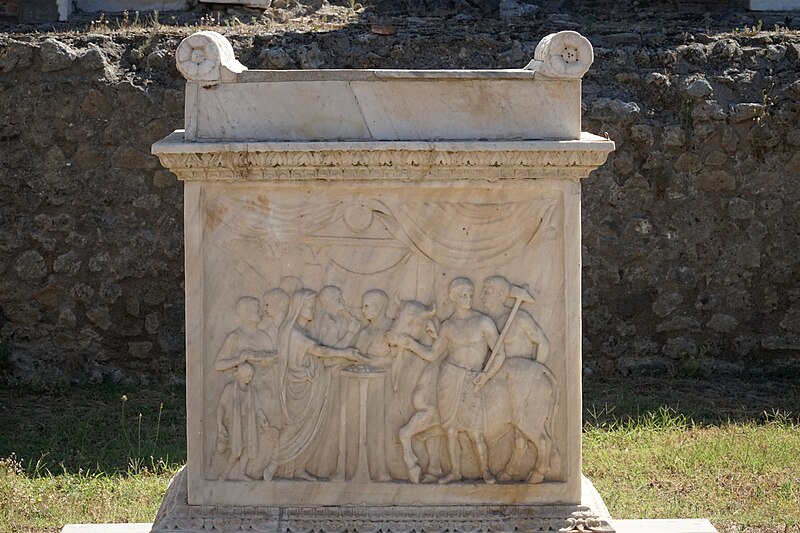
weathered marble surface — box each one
[188,76,581,141]
[152,30,615,531]
[159,148,611,507]
[175,30,592,142]
[150,468,623,531]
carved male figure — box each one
[216,362,279,480]
[260,288,291,431]
[213,296,279,480]
[261,288,290,342]
[355,290,393,367]
[392,277,503,484]
[481,276,551,480]
[481,276,550,363]
[311,285,361,348]
[392,278,561,485]
[353,290,396,482]
[215,296,276,372]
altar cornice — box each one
[152,131,615,182]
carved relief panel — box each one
[151,28,618,532]
[185,180,581,506]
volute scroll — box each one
[525,30,594,80]
[175,30,246,83]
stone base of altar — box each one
[146,467,616,532]
[63,519,718,533]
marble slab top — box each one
[152,131,615,154]
[175,30,598,142]
[237,69,538,83]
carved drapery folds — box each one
[202,195,556,270]
[373,201,554,269]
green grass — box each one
[1,378,799,532]
[1,456,177,531]
[0,384,185,532]
[583,407,800,530]
[0,385,185,475]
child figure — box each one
[214,296,279,480]
[215,296,276,372]
[216,362,279,480]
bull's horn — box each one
[393,292,403,308]
[424,302,437,318]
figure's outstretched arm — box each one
[309,344,368,364]
[241,350,278,366]
[396,331,447,363]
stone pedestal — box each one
[152,30,615,532]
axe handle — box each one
[483,297,523,374]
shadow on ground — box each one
[584,375,800,427]
[0,384,186,475]
[2,375,798,475]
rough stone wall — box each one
[0,0,18,19]
[580,34,800,378]
[1,18,799,386]
[0,33,186,386]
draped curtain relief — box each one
[206,195,557,269]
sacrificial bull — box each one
[383,298,444,483]
[385,298,561,484]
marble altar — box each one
[151,29,615,532]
